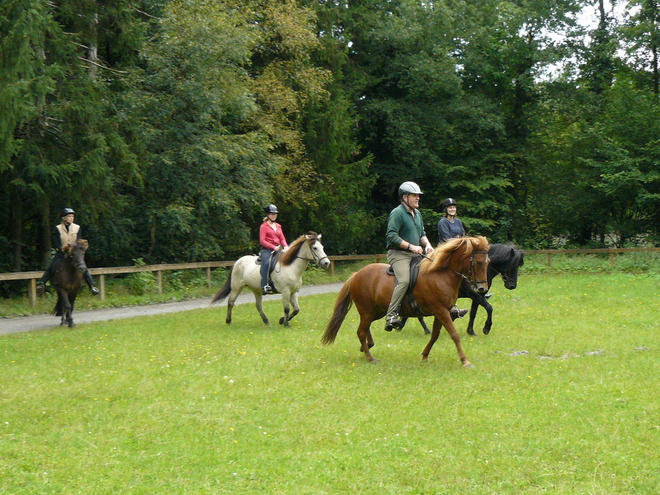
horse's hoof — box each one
[483,328,491,335]
[69,323,76,328]
[463,362,475,368]
[467,329,475,336]
[263,319,269,325]
[225,319,232,325]
[279,317,289,326]
[367,357,380,363]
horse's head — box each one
[489,244,524,290]
[279,232,331,269]
[303,232,331,269]
[423,236,490,294]
[465,236,490,294]
[63,240,89,273]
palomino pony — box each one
[212,232,330,326]
[409,242,525,336]
[322,236,490,367]
[50,240,89,328]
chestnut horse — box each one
[51,240,89,328]
[321,236,490,367]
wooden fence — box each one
[1,248,658,307]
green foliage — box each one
[123,258,156,295]
[6,0,660,273]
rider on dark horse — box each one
[37,208,99,295]
[259,204,289,295]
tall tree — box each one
[620,0,660,93]
[121,0,278,262]
[0,0,145,271]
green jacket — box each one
[386,204,426,249]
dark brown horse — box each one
[322,236,490,367]
[51,240,89,328]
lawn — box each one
[1,272,659,494]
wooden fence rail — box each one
[2,248,659,307]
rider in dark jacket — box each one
[37,208,99,295]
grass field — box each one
[2,272,660,494]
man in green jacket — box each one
[384,181,435,331]
[384,182,467,331]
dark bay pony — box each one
[212,232,330,326]
[461,243,524,335]
[322,236,490,367]
[411,243,525,336]
[51,240,89,328]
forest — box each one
[2,0,660,274]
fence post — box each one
[29,279,37,307]
[99,274,105,300]
[547,253,552,267]
[330,260,335,277]
[609,252,615,267]
[156,270,162,294]
[206,267,212,287]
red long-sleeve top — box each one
[260,222,288,250]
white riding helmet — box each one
[398,181,423,197]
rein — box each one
[296,240,329,266]
[450,250,489,291]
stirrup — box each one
[384,315,403,332]
[36,283,46,295]
[262,285,272,295]
[90,286,100,295]
[451,307,468,319]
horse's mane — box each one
[489,242,524,266]
[64,239,89,254]
[279,232,318,266]
[419,236,489,274]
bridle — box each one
[450,250,489,291]
[296,238,329,266]
[66,244,87,272]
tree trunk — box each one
[39,202,51,269]
[9,190,23,271]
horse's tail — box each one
[211,269,233,305]
[321,274,355,346]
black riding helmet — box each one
[61,207,75,217]
[265,204,279,214]
[442,198,457,210]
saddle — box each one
[386,255,425,316]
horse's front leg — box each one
[284,291,300,323]
[423,313,472,367]
[278,289,294,326]
[418,317,432,335]
[68,292,78,328]
[466,297,479,336]
[482,300,494,335]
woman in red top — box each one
[259,204,289,294]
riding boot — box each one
[37,265,55,294]
[84,269,100,295]
[384,309,403,332]
[450,305,468,320]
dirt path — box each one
[0,283,344,336]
